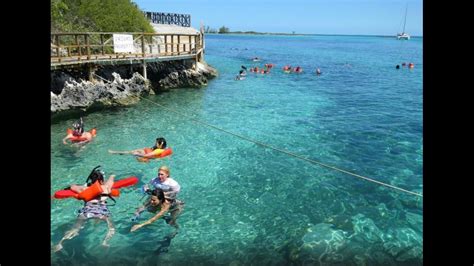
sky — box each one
[132,0,423,36]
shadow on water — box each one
[54,144,90,165]
[51,105,126,124]
[155,230,179,255]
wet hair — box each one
[149,188,165,202]
[152,137,167,149]
[86,165,104,186]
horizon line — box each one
[204,31,423,38]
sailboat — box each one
[397,5,410,40]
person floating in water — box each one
[108,137,168,159]
[53,166,116,252]
[63,117,96,145]
[235,69,247,80]
[396,65,400,69]
[316,68,322,75]
[293,66,303,73]
[131,166,183,231]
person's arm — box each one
[62,134,72,144]
[130,201,170,232]
[131,203,148,221]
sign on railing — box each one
[113,34,134,53]
[51,32,203,65]
[144,12,191,27]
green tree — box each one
[218,26,229,34]
[51,0,154,33]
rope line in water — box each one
[92,73,423,198]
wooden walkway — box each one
[51,32,204,70]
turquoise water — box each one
[51,34,423,265]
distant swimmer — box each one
[408,63,414,69]
[252,57,260,62]
[402,62,407,67]
[316,68,322,75]
[293,66,303,73]
[396,65,400,69]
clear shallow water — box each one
[51,34,422,265]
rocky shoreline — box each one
[51,60,218,114]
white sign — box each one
[113,34,134,53]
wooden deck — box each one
[51,32,204,70]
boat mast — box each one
[402,4,408,34]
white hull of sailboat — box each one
[397,33,410,40]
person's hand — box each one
[131,224,142,232]
[63,140,68,145]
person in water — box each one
[108,137,168,159]
[316,68,322,75]
[131,166,183,231]
[235,69,247,80]
[396,65,400,69]
[130,188,184,232]
[53,166,116,252]
[62,117,94,145]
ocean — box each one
[51,34,423,265]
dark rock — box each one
[51,59,218,114]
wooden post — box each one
[88,64,96,81]
[55,35,61,62]
[141,34,145,57]
[76,35,81,60]
[85,34,90,60]
[100,34,105,55]
[172,35,174,55]
[143,60,147,80]
[188,35,192,53]
[176,35,181,55]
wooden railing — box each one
[144,12,191,27]
[51,32,202,65]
